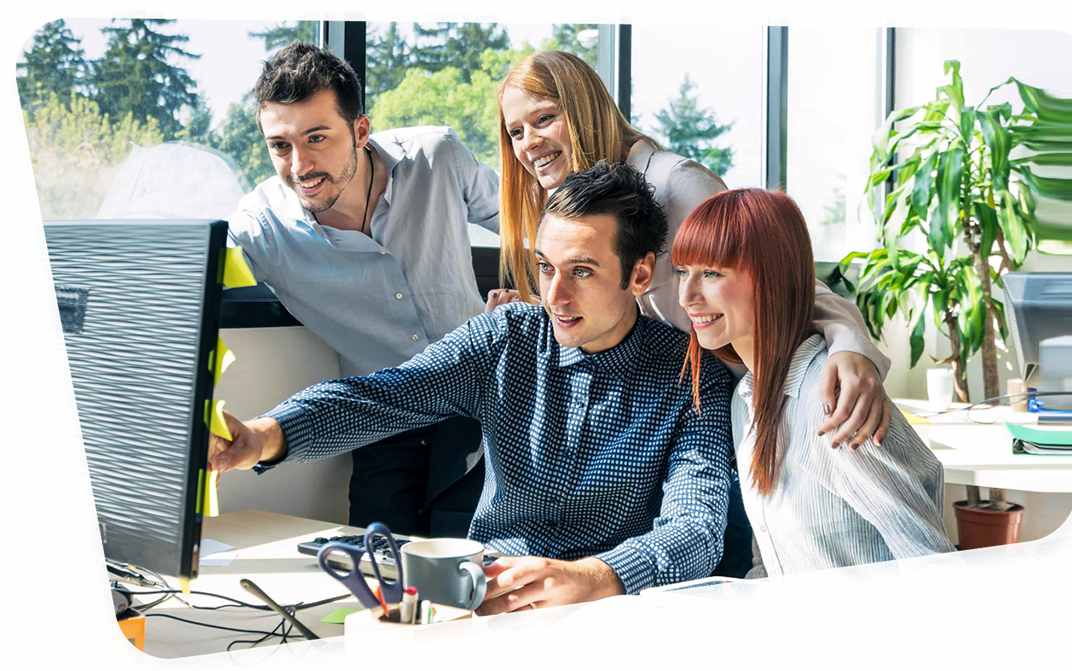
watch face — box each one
[887,608,913,630]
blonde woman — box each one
[492,50,891,451]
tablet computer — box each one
[638,574,883,625]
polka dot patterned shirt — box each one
[259,303,735,594]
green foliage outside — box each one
[369,46,537,167]
[409,23,511,84]
[19,19,735,217]
[23,92,164,219]
[92,19,204,141]
[647,74,734,176]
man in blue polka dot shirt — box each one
[210,160,735,614]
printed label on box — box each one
[76,634,111,668]
[22,651,64,668]
[9,398,59,452]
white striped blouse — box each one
[731,334,956,579]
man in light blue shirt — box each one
[226,42,498,534]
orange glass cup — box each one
[643,617,728,668]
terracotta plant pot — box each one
[953,501,1025,550]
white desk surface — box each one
[895,398,1072,493]
[35,510,1037,664]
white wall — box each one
[213,326,351,525]
[886,28,1072,542]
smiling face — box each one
[501,86,574,191]
[260,88,367,213]
[535,213,653,353]
[676,263,757,367]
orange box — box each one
[0,604,144,668]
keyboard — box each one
[297,534,497,580]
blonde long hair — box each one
[497,50,657,301]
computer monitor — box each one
[1003,272,1072,415]
[44,220,227,580]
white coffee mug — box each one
[400,538,487,610]
[927,368,955,411]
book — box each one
[1007,422,1072,455]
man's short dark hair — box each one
[542,160,669,288]
[254,41,364,131]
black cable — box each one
[143,612,308,639]
[115,586,349,613]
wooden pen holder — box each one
[345,600,471,668]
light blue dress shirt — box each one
[226,126,500,377]
[256,304,736,595]
[732,334,955,578]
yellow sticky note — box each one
[213,338,236,387]
[904,412,932,425]
[203,470,220,518]
[210,399,232,441]
[223,246,257,288]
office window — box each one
[630,24,766,191]
[786,28,885,261]
[18,18,319,221]
[365,22,602,247]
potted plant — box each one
[839,61,1072,549]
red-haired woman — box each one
[673,188,955,577]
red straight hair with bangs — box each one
[672,188,816,497]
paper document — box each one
[199,538,236,567]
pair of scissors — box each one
[316,521,405,610]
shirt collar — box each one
[366,134,401,205]
[737,333,825,402]
[554,313,645,381]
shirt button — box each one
[395,292,403,300]
[380,250,387,255]
[759,525,767,534]
[411,334,419,341]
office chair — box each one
[1007,533,1067,638]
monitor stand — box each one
[1,486,129,630]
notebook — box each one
[1007,422,1072,455]
[523,595,806,668]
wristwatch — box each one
[874,604,917,651]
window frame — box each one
[332,0,896,278]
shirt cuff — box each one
[251,402,313,474]
[594,545,655,595]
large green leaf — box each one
[1009,152,1072,167]
[931,141,966,251]
[1016,166,1072,201]
[872,105,922,160]
[911,151,939,220]
[973,202,1001,261]
[1015,79,1072,124]
[940,61,965,116]
[958,105,977,145]
[997,189,1030,264]
[978,107,1012,193]
[909,305,928,367]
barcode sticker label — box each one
[8,398,59,452]
[77,634,113,668]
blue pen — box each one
[0,458,28,475]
